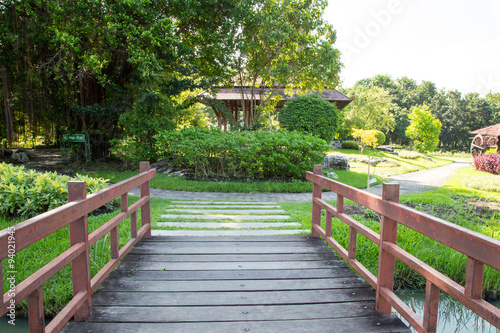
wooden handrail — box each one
[307,165,500,332]
[0,162,156,333]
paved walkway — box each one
[131,160,470,202]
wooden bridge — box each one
[1,163,499,333]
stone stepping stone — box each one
[157,222,302,229]
[171,201,278,205]
[169,205,282,209]
[160,214,290,220]
[152,229,309,237]
[165,209,286,214]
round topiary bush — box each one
[278,94,340,142]
[374,130,386,146]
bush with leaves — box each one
[473,153,500,175]
[155,128,329,179]
[352,129,379,154]
[406,105,442,153]
[0,163,108,217]
[341,140,359,150]
[374,130,386,146]
[278,94,340,142]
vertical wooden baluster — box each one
[325,211,332,237]
[311,165,323,237]
[68,181,92,321]
[348,227,357,260]
[140,162,151,238]
[28,286,45,333]
[423,280,440,332]
[131,212,138,239]
[376,183,399,314]
[465,257,484,299]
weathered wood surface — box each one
[62,236,409,333]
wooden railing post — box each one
[376,183,399,315]
[140,161,152,238]
[27,286,45,332]
[311,165,323,237]
[68,181,92,321]
[423,280,440,332]
[465,257,484,299]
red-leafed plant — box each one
[473,153,500,175]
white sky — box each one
[325,0,500,95]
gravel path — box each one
[133,160,471,202]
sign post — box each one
[60,134,91,164]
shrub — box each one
[341,140,358,150]
[0,163,108,217]
[155,128,329,179]
[352,129,378,154]
[278,94,340,142]
[398,150,420,159]
[374,130,386,146]
[473,154,500,175]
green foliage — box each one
[352,129,379,154]
[0,163,108,217]
[278,94,340,142]
[341,140,359,150]
[342,85,396,134]
[155,128,330,179]
[374,130,386,146]
[406,105,442,153]
[234,0,342,128]
[398,150,420,159]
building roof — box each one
[200,87,352,110]
[470,124,500,137]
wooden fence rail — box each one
[0,162,156,333]
[306,165,500,333]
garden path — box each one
[134,160,470,202]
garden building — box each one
[199,87,352,130]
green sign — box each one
[63,134,86,142]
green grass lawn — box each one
[84,168,383,193]
[329,148,457,177]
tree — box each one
[352,129,378,154]
[278,94,340,142]
[342,86,395,134]
[234,0,342,128]
[406,105,442,153]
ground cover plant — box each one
[0,163,108,217]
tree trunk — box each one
[1,64,14,148]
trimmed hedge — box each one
[0,163,108,217]
[341,140,359,150]
[278,94,340,142]
[155,128,329,179]
[473,153,500,175]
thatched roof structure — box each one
[470,124,500,137]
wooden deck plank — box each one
[91,288,376,306]
[98,277,366,292]
[62,316,410,333]
[62,235,409,333]
[106,267,354,280]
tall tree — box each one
[234,0,342,128]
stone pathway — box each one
[152,200,309,237]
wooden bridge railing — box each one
[307,165,500,333]
[0,162,156,333]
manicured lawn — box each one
[83,169,383,193]
[329,148,456,177]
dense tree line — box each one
[0,0,341,161]
[343,74,500,150]
[0,0,251,157]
